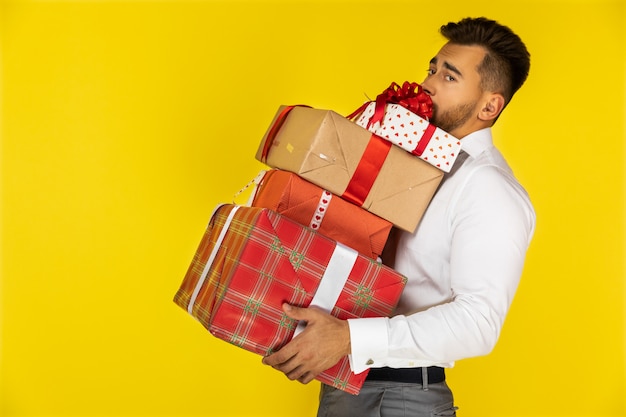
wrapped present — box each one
[255,105,443,232]
[250,169,393,260]
[173,204,407,395]
[348,82,462,173]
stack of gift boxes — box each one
[173,82,462,395]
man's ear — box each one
[478,93,505,122]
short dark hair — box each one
[440,17,530,105]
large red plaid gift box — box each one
[255,105,443,232]
[173,204,407,395]
[348,82,462,173]
[250,169,393,260]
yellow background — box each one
[1,0,624,416]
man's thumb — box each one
[282,302,309,320]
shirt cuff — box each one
[347,317,389,374]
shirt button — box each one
[366,359,374,365]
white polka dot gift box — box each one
[349,82,462,173]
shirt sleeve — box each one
[346,317,388,374]
[346,164,536,370]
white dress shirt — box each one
[348,127,536,374]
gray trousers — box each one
[316,379,458,417]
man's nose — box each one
[421,79,434,96]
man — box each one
[263,17,536,417]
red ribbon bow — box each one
[347,81,433,129]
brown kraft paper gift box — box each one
[256,105,444,232]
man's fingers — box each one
[262,342,303,370]
[263,351,308,381]
[262,351,288,367]
[284,363,308,381]
[297,371,315,384]
[280,358,317,383]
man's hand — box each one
[262,303,351,384]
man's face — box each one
[422,43,488,138]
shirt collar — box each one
[459,127,493,158]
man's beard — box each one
[430,102,476,134]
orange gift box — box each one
[250,169,392,260]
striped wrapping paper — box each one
[173,204,407,395]
[250,169,393,260]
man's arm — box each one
[349,165,536,370]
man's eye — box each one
[426,68,435,76]
[445,74,456,81]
